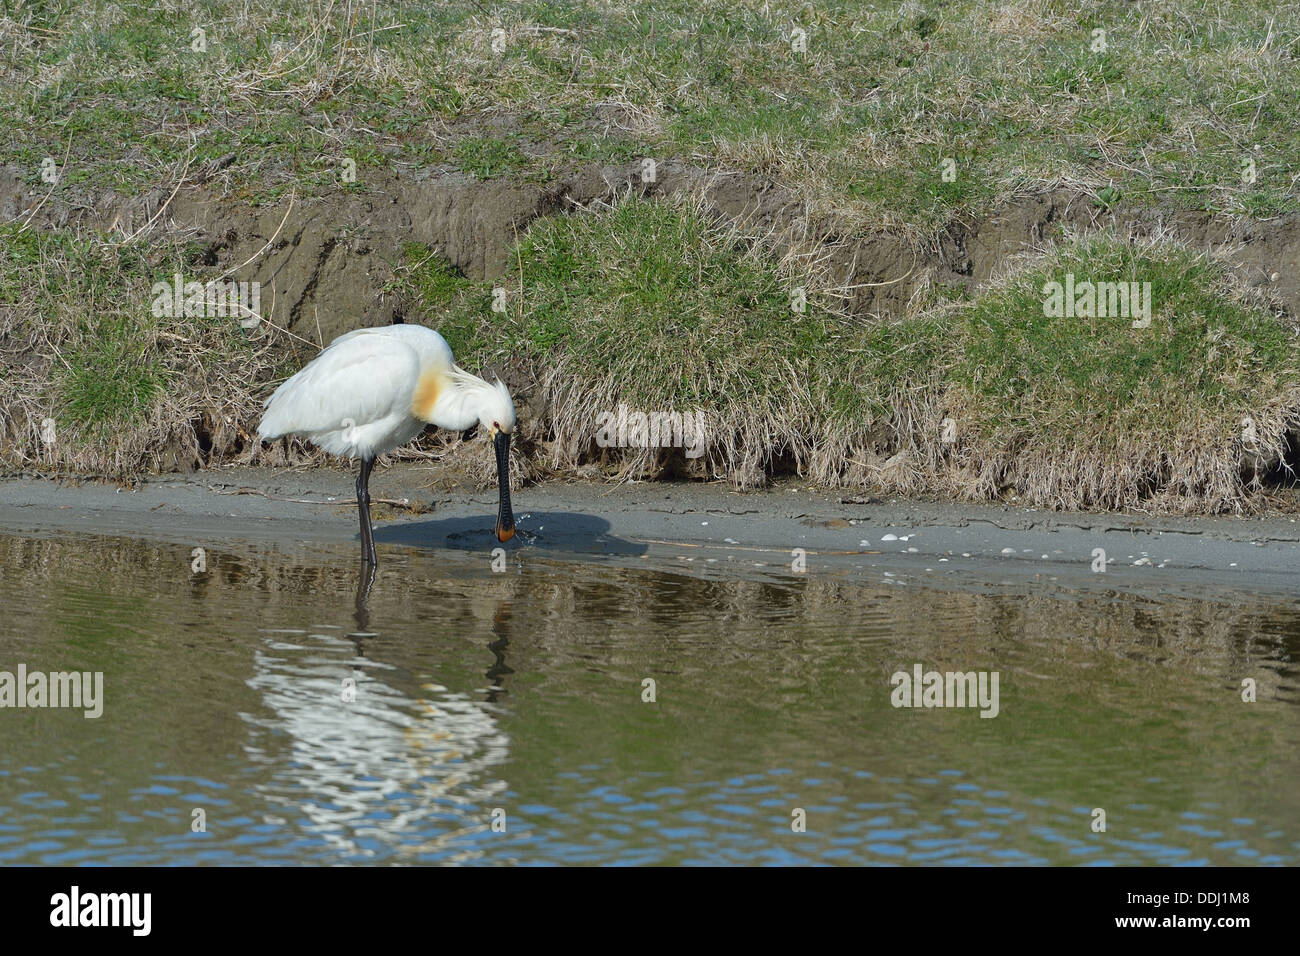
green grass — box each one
[2,1,1296,232]
[5,2,1300,507]
[951,234,1298,448]
[418,196,938,425]
[403,197,1299,509]
[60,316,166,433]
[0,225,169,438]
[452,136,528,179]
[5,187,1296,507]
[399,242,472,307]
[0,222,283,472]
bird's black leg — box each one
[357,455,377,566]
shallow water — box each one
[0,530,1297,866]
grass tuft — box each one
[0,223,286,474]
[405,198,1300,512]
[3,1,1296,236]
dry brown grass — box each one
[414,201,1300,514]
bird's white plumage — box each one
[428,373,515,433]
[258,322,519,559]
[258,325,461,459]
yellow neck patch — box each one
[410,369,443,421]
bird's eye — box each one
[493,421,500,430]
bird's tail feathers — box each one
[256,383,297,441]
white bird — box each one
[257,323,517,565]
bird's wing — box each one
[333,323,455,367]
[258,331,421,440]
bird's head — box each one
[480,379,517,440]
[483,380,517,544]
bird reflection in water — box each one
[242,563,514,862]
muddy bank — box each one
[4,155,1299,343]
[5,146,1300,513]
[3,470,1300,595]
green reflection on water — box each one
[0,531,1296,865]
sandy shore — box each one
[3,466,1300,595]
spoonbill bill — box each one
[257,324,517,565]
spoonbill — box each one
[257,323,517,565]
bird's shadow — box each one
[373,510,647,556]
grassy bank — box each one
[0,223,284,473]
[3,195,1297,511]
[2,0,1296,238]
[406,198,1300,511]
[3,1,1299,511]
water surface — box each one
[1,531,1296,865]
